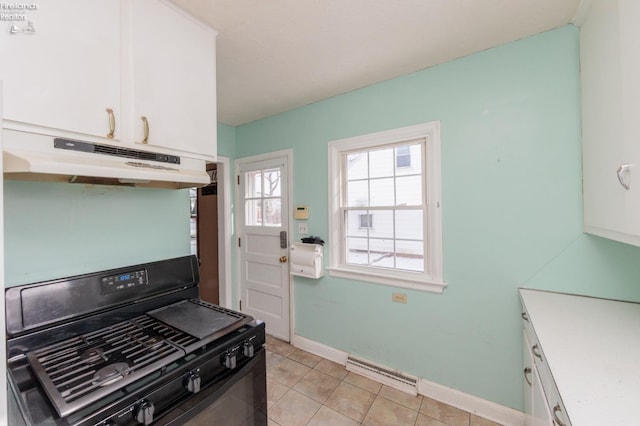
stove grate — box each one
[27,315,193,417]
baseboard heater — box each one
[345,355,418,396]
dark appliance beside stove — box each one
[5,256,267,425]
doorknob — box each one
[279,256,288,263]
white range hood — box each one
[2,129,211,189]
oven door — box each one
[158,349,267,426]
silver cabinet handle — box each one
[617,164,631,190]
[553,404,567,426]
[106,108,115,139]
[523,367,532,386]
[141,116,149,144]
[531,344,543,361]
[521,312,529,322]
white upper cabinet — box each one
[0,0,217,161]
[130,0,217,161]
[0,1,120,141]
[581,0,640,246]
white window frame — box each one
[327,121,445,293]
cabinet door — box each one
[131,0,217,160]
[0,1,120,140]
[523,331,534,426]
[581,0,630,237]
[531,366,554,426]
[618,0,640,237]
[582,0,640,245]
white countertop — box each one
[519,289,640,426]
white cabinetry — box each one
[130,0,217,160]
[0,0,217,161]
[581,0,640,246]
[0,1,120,141]
[523,331,554,426]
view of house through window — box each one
[344,141,425,272]
[244,168,282,226]
[328,121,443,292]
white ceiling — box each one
[172,0,583,126]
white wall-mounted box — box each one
[290,243,323,279]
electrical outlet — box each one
[392,293,407,304]
[298,222,309,235]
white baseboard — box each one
[290,333,524,426]
[418,378,524,426]
[290,334,347,365]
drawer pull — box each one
[617,164,631,190]
[106,108,115,139]
[521,312,529,322]
[553,404,567,426]
[141,116,149,144]
[532,344,543,361]
[523,367,532,386]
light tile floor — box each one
[265,335,503,426]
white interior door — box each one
[237,154,290,341]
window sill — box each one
[326,266,447,294]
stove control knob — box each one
[134,399,155,425]
[184,371,201,394]
[223,351,237,369]
[243,341,255,358]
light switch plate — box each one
[298,222,309,235]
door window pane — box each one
[263,198,281,226]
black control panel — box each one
[101,269,148,294]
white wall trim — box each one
[290,333,524,426]
[216,155,233,309]
[418,378,525,426]
[291,334,348,366]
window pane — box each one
[263,198,281,226]
[347,152,368,180]
[369,238,394,268]
[396,240,424,272]
[345,210,368,237]
[396,175,422,206]
[245,199,262,226]
[347,180,369,207]
[370,178,394,206]
[245,171,262,198]
[396,146,411,168]
[395,210,423,240]
[346,237,368,265]
[369,148,394,178]
[262,169,281,196]
[371,210,393,238]
[396,144,422,176]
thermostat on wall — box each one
[294,205,309,220]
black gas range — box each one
[5,256,267,425]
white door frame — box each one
[215,155,233,308]
[234,149,294,340]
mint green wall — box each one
[4,181,190,286]
[217,123,237,159]
[234,25,640,410]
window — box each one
[244,168,282,227]
[328,122,444,293]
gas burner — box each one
[144,334,164,350]
[92,362,130,387]
[79,347,106,365]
